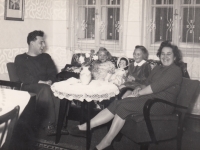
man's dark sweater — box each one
[14,52,59,129]
[14,53,57,84]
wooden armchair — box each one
[119,78,200,150]
[0,106,20,150]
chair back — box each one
[6,63,20,82]
[0,106,20,149]
[175,78,200,113]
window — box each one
[145,0,200,56]
[72,0,123,52]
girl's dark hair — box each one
[157,41,183,66]
[134,45,149,60]
[119,57,129,70]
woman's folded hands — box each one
[127,86,142,98]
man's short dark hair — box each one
[27,30,44,45]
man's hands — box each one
[38,80,52,85]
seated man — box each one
[14,30,66,135]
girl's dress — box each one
[123,60,152,89]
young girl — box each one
[109,57,129,87]
[90,47,115,81]
[120,45,151,98]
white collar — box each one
[134,60,146,66]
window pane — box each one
[182,7,200,44]
[101,0,120,5]
[164,0,173,4]
[183,0,192,4]
[196,0,200,4]
[78,7,95,39]
[101,7,120,41]
[156,0,162,4]
[88,0,96,5]
[78,0,96,5]
[153,7,173,43]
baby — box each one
[109,57,129,87]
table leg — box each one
[55,99,69,144]
[80,100,86,124]
[86,101,91,150]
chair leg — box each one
[177,133,182,150]
[140,144,149,150]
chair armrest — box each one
[0,80,22,90]
[143,98,187,143]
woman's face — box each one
[133,48,144,63]
[160,47,175,66]
[98,51,108,63]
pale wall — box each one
[0,0,54,80]
[0,0,70,81]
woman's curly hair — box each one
[157,41,183,66]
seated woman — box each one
[109,57,129,87]
[120,45,152,98]
[69,41,183,150]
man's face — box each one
[31,36,46,55]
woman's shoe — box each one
[69,126,87,138]
[93,145,114,150]
[103,145,114,150]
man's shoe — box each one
[46,124,56,136]
[61,127,69,135]
[46,125,69,136]
[69,126,86,138]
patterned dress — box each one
[91,60,115,80]
[107,63,182,119]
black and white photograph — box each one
[0,0,200,150]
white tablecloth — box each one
[0,88,30,147]
[51,77,119,102]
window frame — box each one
[143,0,200,57]
[72,0,124,52]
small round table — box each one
[51,78,119,150]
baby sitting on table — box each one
[109,57,129,87]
